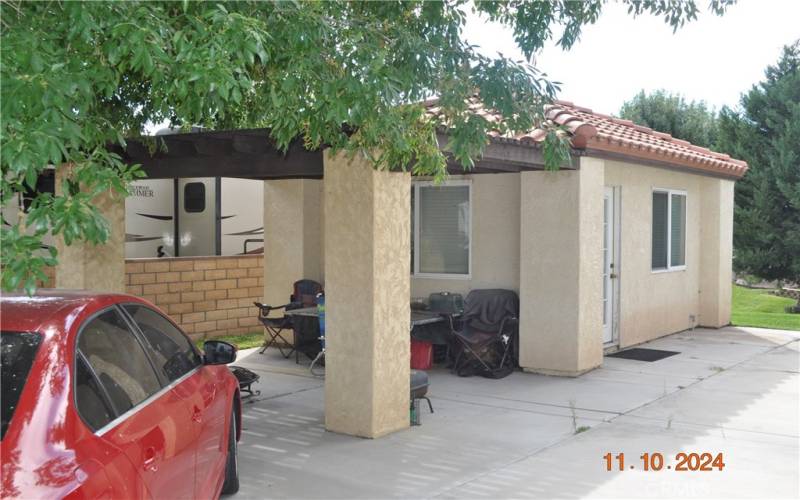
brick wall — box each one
[125,255,264,340]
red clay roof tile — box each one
[424,97,748,178]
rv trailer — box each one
[126,177,264,258]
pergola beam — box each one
[119,129,574,180]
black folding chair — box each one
[254,302,296,358]
[446,289,519,378]
[255,279,323,359]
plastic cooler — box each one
[410,339,433,370]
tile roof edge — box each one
[584,141,748,179]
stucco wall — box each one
[410,173,521,299]
[604,159,733,347]
[323,151,410,438]
[263,179,324,310]
[518,161,604,376]
[54,167,126,293]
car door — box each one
[121,304,229,495]
[75,307,196,499]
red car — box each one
[1,290,242,499]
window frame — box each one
[411,179,472,280]
[651,188,688,273]
[72,304,200,436]
[119,303,203,382]
[183,181,206,213]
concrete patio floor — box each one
[229,326,799,499]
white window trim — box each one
[652,188,687,273]
[412,179,472,280]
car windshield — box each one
[1,331,42,440]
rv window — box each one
[184,182,205,213]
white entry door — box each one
[602,187,617,345]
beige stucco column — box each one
[262,179,323,307]
[323,150,410,438]
[518,157,604,376]
[54,166,126,292]
[698,177,735,327]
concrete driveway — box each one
[229,326,799,499]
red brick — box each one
[215,279,236,290]
[125,274,131,285]
[126,262,144,274]
[194,259,217,270]
[169,260,195,272]
[144,261,170,273]
[131,273,156,285]
[156,271,181,283]
[143,283,168,295]
[204,269,227,280]
[181,291,205,303]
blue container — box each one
[316,293,325,349]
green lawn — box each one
[195,331,263,350]
[731,285,800,331]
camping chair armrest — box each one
[253,302,291,317]
[498,316,518,335]
[444,313,466,334]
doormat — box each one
[607,348,679,362]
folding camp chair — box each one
[446,289,519,378]
[255,279,323,359]
[254,301,296,358]
[291,279,323,307]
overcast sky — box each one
[465,0,800,116]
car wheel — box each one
[221,405,240,495]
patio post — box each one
[518,157,604,376]
[262,179,323,309]
[53,165,126,292]
[698,177,735,327]
[322,150,410,438]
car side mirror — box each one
[203,340,237,365]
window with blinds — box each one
[652,189,687,271]
[412,182,471,276]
